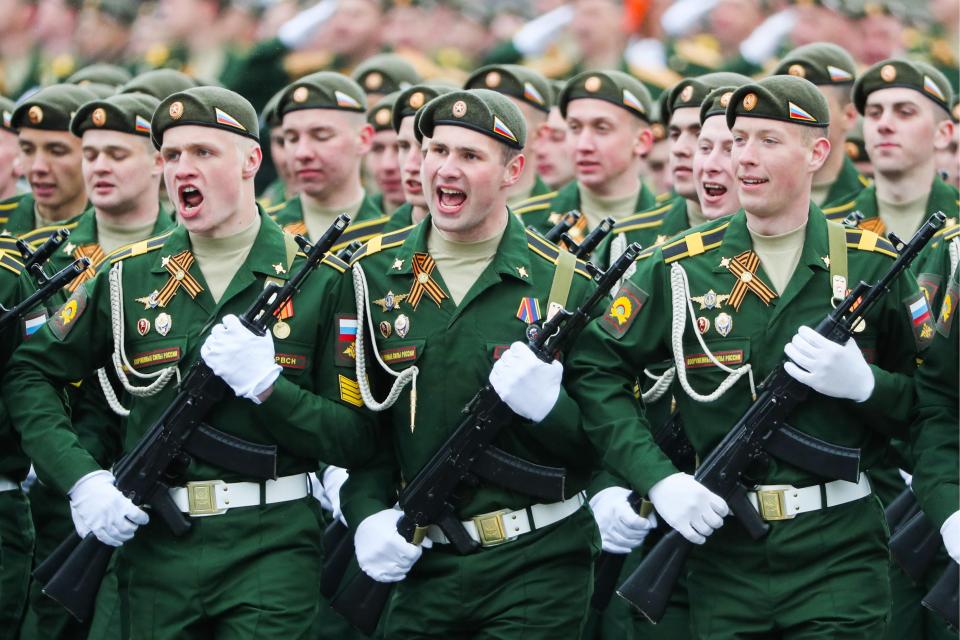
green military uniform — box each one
[3,86,380,640]
[267,194,388,252]
[567,77,928,640]
[0,248,33,640]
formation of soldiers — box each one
[0,0,957,638]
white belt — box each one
[747,475,872,521]
[169,473,311,517]
[0,477,19,492]
[427,492,586,548]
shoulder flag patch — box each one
[215,108,246,131]
[924,76,945,102]
[788,101,817,123]
[827,65,853,82]
[335,91,361,109]
[492,116,517,143]
[135,114,151,133]
[622,89,645,114]
[523,82,545,107]
[600,279,647,339]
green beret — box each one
[548,79,566,107]
[0,96,16,133]
[464,64,552,113]
[773,42,857,86]
[559,70,652,121]
[392,83,455,133]
[662,72,753,123]
[152,86,259,148]
[11,84,99,132]
[261,89,284,129]
[85,0,139,24]
[71,92,160,138]
[351,53,421,96]
[417,89,526,150]
[845,117,869,162]
[726,75,830,130]
[852,58,954,115]
[700,86,742,124]
[367,91,400,132]
[67,63,132,88]
[119,69,199,101]
[277,71,367,119]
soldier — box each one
[15,90,177,640]
[351,53,421,107]
[513,70,657,249]
[382,83,454,232]
[140,0,242,83]
[464,64,555,208]
[824,60,957,255]
[1,84,97,238]
[339,88,610,637]
[534,80,576,192]
[74,0,139,67]
[566,75,928,639]
[935,98,959,189]
[593,72,751,270]
[695,87,746,220]
[773,43,871,208]
[364,92,405,215]
[846,117,873,180]
[0,97,21,202]
[268,72,389,251]
[257,89,296,209]
[3,85,379,639]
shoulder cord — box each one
[640,366,675,403]
[351,262,418,430]
[949,237,959,277]
[608,233,638,291]
[100,261,180,416]
[669,262,756,402]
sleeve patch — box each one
[936,279,957,338]
[904,290,935,350]
[48,286,88,341]
[338,374,363,407]
[600,280,648,338]
[334,314,358,366]
[917,272,942,306]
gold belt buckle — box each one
[185,480,227,516]
[472,509,512,547]
[755,485,793,521]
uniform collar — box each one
[712,207,829,273]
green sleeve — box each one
[566,257,679,495]
[339,438,398,528]
[2,275,113,495]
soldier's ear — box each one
[633,125,653,160]
[933,118,955,152]
[808,136,831,173]
[501,151,525,189]
[241,142,262,180]
[357,123,374,155]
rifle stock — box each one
[922,561,959,630]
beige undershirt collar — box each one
[577,184,640,230]
[747,221,808,296]
[301,192,365,241]
[190,214,261,304]
[426,222,505,306]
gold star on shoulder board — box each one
[273,263,286,275]
[719,256,731,268]
[821,256,830,268]
[655,234,668,246]
[63,242,76,254]
[392,258,404,270]
[517,266,529,278]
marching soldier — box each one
[382,83,455,233]
[0,96,21,202]
[773,42,871,208]
[257,89,296,209]
[16,91,175,640]
[364,91,405,216]
[513,70,657,249]
[464,64,555,208]
[267,72,389,252]
[339,88,614,637]
[566,75,928,639]
[1,84,97,238]
[351,53,421,107]
[3,86,379,639]
[534,79,576,192]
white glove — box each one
[739,8,795,64]
[648,472,728,545]
[355,508,424,583]
[322,466,349,526]
[201,314,282,404]
[941,511,960,564]
[660,0,717,37]
[590,486,657,554]
[783,326,875,403]
[277,0,337,49]
[898,469,913,487]
[309,472,332,511]
[68,470,149,547]
[489,342,562,423]
[512,5,574,56]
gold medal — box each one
[272,321,291,339]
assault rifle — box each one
[889,509,959,629]
[0,229,90,332]
[32,215,351,622]
[540,210,582,244]
[331,242,643,635]
[563,217,614,261]
[617,212,946,622]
